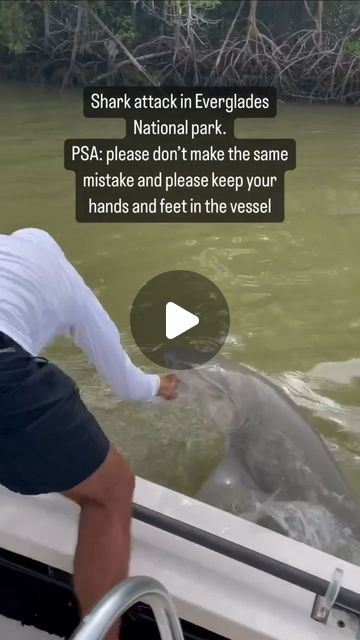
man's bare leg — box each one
[63,446,135,640]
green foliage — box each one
[346,39,360,56]
[0,0,28,53]
[96,0,136,45]
[116,15,136,44]
[176,0,220,12]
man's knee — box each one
[63,447,135,510]
[100,448,135,508]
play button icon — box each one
[166,302,199,339]
[130,270,230,370]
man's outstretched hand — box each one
[157,374,178,400]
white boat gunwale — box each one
[1,478,360,639]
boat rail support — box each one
[69,575,185,640]
[312,568,360,636]
[312,568,344,623]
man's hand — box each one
[157,374,178,400]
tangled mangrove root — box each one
[2,0,359,104]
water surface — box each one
[1,83,360,512]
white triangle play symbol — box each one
[166,302,199,340]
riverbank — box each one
[0,1,359,104]
[2,35,359,105]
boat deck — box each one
[0,615,61,638]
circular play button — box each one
[130,270,230,369]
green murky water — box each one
[1,83,360,502]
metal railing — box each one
[133,502,360,616]
[69,575,185,640]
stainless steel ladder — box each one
[69,575,185,640]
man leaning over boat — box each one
[0,228,177,640]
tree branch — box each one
[87,3,159,85]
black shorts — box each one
[0,332,110,495]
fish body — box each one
[168,349,360,538]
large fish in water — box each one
[167,349,360,547]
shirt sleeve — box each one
[68,278,160,403]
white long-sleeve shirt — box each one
[0,228,160,402]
